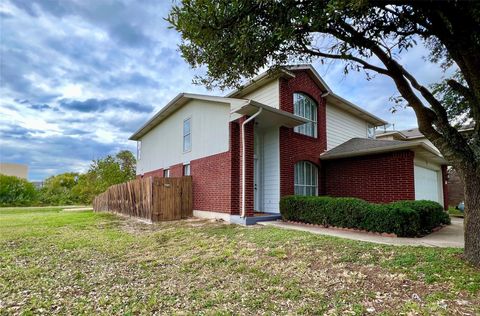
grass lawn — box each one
[448,207,464,218]
[1,207,479,315]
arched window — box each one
[293,93,317,137]
[294,161,318,196]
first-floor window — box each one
[183,164,190,176]
[163,169,170,178]
[294,161,318,196]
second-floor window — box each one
[136,141,142,160]
[183,118,191,152]
[293,93,317,138]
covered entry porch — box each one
[230,100,307,225]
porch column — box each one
[240,116,255,217]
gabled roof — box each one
[129,93,247,140]
[129,92,308,140]
[227,64,387,126]
[320,138,447,164]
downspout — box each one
[241,106,263,218]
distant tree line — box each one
[0,150,136,207]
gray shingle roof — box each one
[321,138,415,159]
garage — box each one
[414,165,443,205]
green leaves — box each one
[0,175,37,206]
[72,150,137,204]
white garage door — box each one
[414,165,441,204]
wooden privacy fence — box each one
[93,176,193,222]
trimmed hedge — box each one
[280,196,451,237]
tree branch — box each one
[333,19,476,161]
[301,45,390,75]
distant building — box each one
[0,163,29,179]
[31,181,45,189]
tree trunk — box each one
[463,170,480,267]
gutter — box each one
[241,106,263,218]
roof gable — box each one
[129,93,247,140]
[227,64,387,126]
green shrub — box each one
[390,200,451,233]
[0,174,38,206]
[280,196,449,237]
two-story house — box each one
[130,64,448,225]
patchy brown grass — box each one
[1,207,479,315]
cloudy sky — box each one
[1,0,449,180]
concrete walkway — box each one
[258,218,464,248]
[62,207,93,212]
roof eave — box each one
[321,142,448,164]
[129,93,242,140]
[129,93,186,141]
[231,100,309,128]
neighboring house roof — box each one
[227,64,387,126]
[0,162,29,179]
[320,138,447,164]
[376,123,475,140]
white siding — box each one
[243,80,279,108]
[326,103,369,149]
[262,127,280,213]
[136,99,230,174]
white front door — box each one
[414,165,442,205]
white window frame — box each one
[294,161,318,196]
[163,169,170,178]
[183,163,190,176]
[293,93,318,138]
[183,117,192,153]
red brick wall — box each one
[323,150,415,203]
[144,168,163,178]
[141,153,234,213]
[279,70,327,196]
[239,117,254,216]
[188,119,249,214]
[190,151,232,213]
[170,163,184,177]
[229,121,241,215]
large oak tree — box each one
[167,0,480,266]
